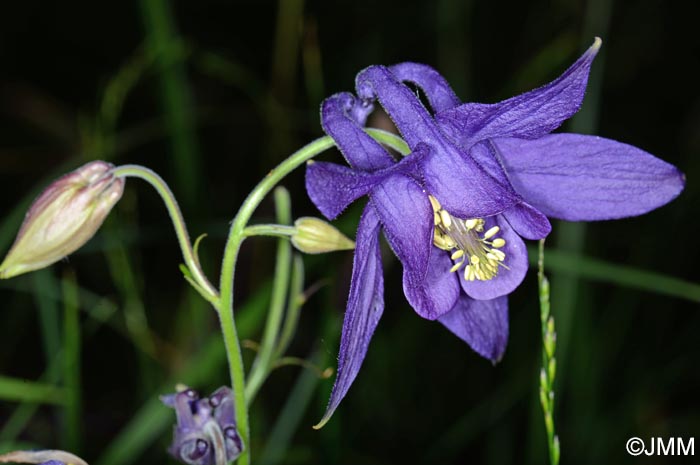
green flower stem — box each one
[538,239,560,465]
[245,187,293,404]
[218,136,333,465]
[111,165,218,303]
[216,129,407,464]
[62,270,82,452]
[365,128,411,155]
[243,224,296,238]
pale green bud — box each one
[0,161,124,279]
[291,217,355,254]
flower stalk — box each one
[218,135,335,465]
[110,164,219,304]
[216,130,406,463]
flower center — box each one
[429,195,508,281]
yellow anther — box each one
[433,231,446,249]
[483,226,500,239]
[464,266,475,281]
[429,195,507,282]
[492,238,506,248]
[439,210,452,229]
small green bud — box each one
[291,217,355,254]
[0,161,124,279]
[548,357,557,382]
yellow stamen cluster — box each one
[429,195,507,281]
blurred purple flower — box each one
[306,38,684,427]
[161,386,243,465]
[0,450,86,465]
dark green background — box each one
[0,1,697,464]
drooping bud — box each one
[291,217,355,254]
[0,161,124,279]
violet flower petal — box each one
[356,65,445,148]
[316,206,384,429]
[209,386,235,428]
[321,92,395,171]
[494,133,686,221]
[305,161,381,220]
[370,173,459,319]
[420,148,521,219]
[172,389,200,430]
[467,141,551,239]
[388,62,461,113]
[502,202,551,240]
[460,215,528,300]
[436,38,601,146]
[438,295,509,362]
[356,65,522,218]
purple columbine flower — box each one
[161,386,243,465]
[306,38,684,428]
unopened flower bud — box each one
[0,161,124,279]
[291,217,355,254]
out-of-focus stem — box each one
[62,270,81,452]
[245,187,293,403]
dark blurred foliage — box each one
[0,1,698,464]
